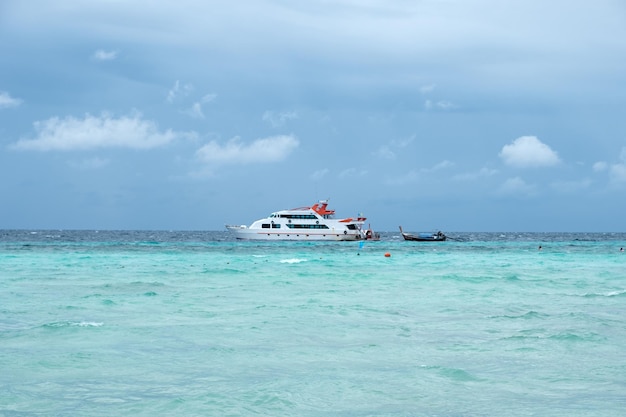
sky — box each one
[1,0,625,232]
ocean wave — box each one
[501,330,606,343]
[280,258,308,264]
[548,332,606,343]
[583,289,626,298]
[491,311,548,320]
[420,365,481,382]
[42,321,104,329]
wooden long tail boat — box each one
[399,226,447,241]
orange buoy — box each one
[384,252,391,257]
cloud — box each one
[11,113,181,151]
[310,168,329,180]
[201,93,217,104]
[609,147,626,183]
[593,161,608,172]
[167,80,194,103]
[0,91,22,109]
[374,135,415,159]
[262,111,298,127]
[172,85,216,119]
[498,176,536,196]
[184,102,205,119]
[424,100,456,111]
[421,160,454,173]
[184,95,216,119]
[92,49,118,61]
[196,135,299,165]
[499,136,561,168]
[591,148,626,184]
[610,164,626,183]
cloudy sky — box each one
[1,0,625,232]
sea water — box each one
[1,230,625,416]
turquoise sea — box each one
[1,230,625,416]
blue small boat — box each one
[399,226,446,241]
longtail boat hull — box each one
[399,226,447,241]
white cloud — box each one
[592,149,626,184]
[421,160,454,173]
[310,168,329,180]
[499,136,561,168]
[262,111,298,127]
[424,100,456,111]
[374,135,414,159]
[609,148,626,183]
[593,161,608,172]
[499,176,536,196]
[167,80,194,103]
[0,91,22,108]
[11,113,181,151]
[196,135,299,165]
[610,164,626,183]
[184,102,205,119]
[92,49,118,61]
[201,94,217,103]
[184,94,216,119]
[171,85,215,118]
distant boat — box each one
[363,224,380,241]
[399,226,447,242]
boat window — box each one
[262,224,270,229]
[278,214,318,220]
[286,224,329,229]
[272,224,281,228]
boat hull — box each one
[226,226,362,241]
[399,226,446,241]
[401,235,446,242]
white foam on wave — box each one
[583,289,626,298]
[75,321,104,327]
[280,258,307,264]
[43,321,104,329]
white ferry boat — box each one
[226,200,370,241]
